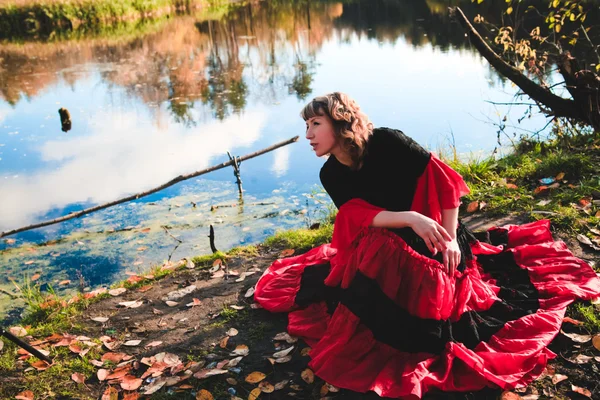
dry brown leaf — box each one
[108,288,127,296]
[118,300,143,309]
[101,386,119,400]
[273,332,298,343]
[227,378,238,385]
[145,341,163,349]
[230,305,245,310]
[301,347,311,356]
[196,389,214,400]
[31,273,41,282]
[592,334,600,351]
[120,375,143,391]
[10,326,27,337]
[231,344,249,356]
[143,377,167,395]
[165,300,178,307]
[552,374,568,384]
[249,388,261,400]
[301,368,314,384]
[500,392,522,400]
[91,317,109,323]
[71,372,85,384]
[563,317,584,326]
[15,391,34,400]
[211,270,225,279]
[97,369,109,381]
[69,344,82,354]
[245,371,267,384]
[273,346,294,358]
[555,172,565,180]
[245,287,255,298]
[101,352,125,364]
[124,340,141,347]
[226,328,239,337]
[259,381,275,393]
[466,201,479,213]
[186,298,202,307]
[137,285,152,293]
[560,330,592,343]
[280,249,295,257]
[568,354,593,364]
[123,393,140,400]
[274,380,289,390]
[571,385,592,398]
[227,356,243,367]
[320,384,329,396]
[219,336,229,349]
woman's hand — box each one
[409,213,452,256]
[441,238,461,275]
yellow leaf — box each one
[555,23,562,33]
[245,371,267,384]
[219,336,229,349]
[301,368,314,384]
[259,381,275,393]
[592,334,600,351]
[555,172,565,180]
[196,389,214,400]
[506,7,513,15]
[248,388,261,400]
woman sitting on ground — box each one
[254,92,600,399]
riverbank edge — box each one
[0,0,234,39]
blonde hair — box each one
[300,92,373,170]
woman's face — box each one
[305,113,338,157]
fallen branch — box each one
[1,136,299,238]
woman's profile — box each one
[254,92,600,398]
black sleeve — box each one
[319,161,352,209]
[370,128,431,178]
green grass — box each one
[264,223,334,252]
[570,302,600,332]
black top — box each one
[319,127,431,212]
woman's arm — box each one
[371,211,452,255]
[441,207,459,240]
[441,207,460,275]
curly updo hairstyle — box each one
[301,92,374,170]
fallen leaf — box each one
[552,374,568,384]
[301,347,311,356]
[245,371,267,384]
[267,356,292,364]
[227,356,243,367]
[249,388,261,400]
[592,334,600,351]
[196,389,214,400]
[568,354,593,364]
[467,201,479,213]
[59,280,71,285]
[560,330,592,343]
[109,288,127,296]
[245,287,255,298]
[102,352,125,364]
[301,368,314,384]
[571,385,592,398]
[145,341,163,349]
[69,344,82,353]
[152,308,164,315]
[15,391,34,400]
[273,346,294,358]
[555,172,565,180]
[137,246,148,251]
[137,285,152,293]
[211,270,225,278]
[31,273,41,282]
[259,381,275,393]
[320,383,329,396]
[500,392,521,400]
[505,183,518,189]
[0,339,3,352]
[101,387,118,400]
[534,186,548,195]
[193,369,228,379]
[231,344,249,356]
[118,300,143,308]
[124,340,141,346]
[327,384,340,392]
[71,372,85,384]
[230,305,245,310]
[165,301,178,307]
[536,199,551,206]
[273,332,298,343]
[280,249,295,257]
[120,375,143,390]
[91,317,109,323]
[143,377,167,395]
[186,298,202,307]
[274,380,289,390]
[226,328,239,337]
[123,393,140,400]
[31,360,50,371]
[10,326,27,337]
[220,337,229,348]
[97,369,109,381]
[563,317,583,326]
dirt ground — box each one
[2,215,600,400]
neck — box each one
[331,148,353,167]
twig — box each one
[484,101,538,106]
[581,24,600,64]
[1,136,299,238]
[161,226,183,243]
[209,225,218,253]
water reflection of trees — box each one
[0,0,545,123]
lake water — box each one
[0,0,555,318]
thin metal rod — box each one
[0,328,52,363]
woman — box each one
[255,92,600,398]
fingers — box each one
[442,250,449,273]
[438,225,452,242]
[426,238,437,256]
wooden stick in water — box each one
[1,136,299,238]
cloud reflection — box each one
[270,146,290,178]
[0,109,267,230]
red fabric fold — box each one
[411,154,470,223]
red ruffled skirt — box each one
[255,219,600,398]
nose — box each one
[305,126,314,140]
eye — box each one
[314,122,320,126]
